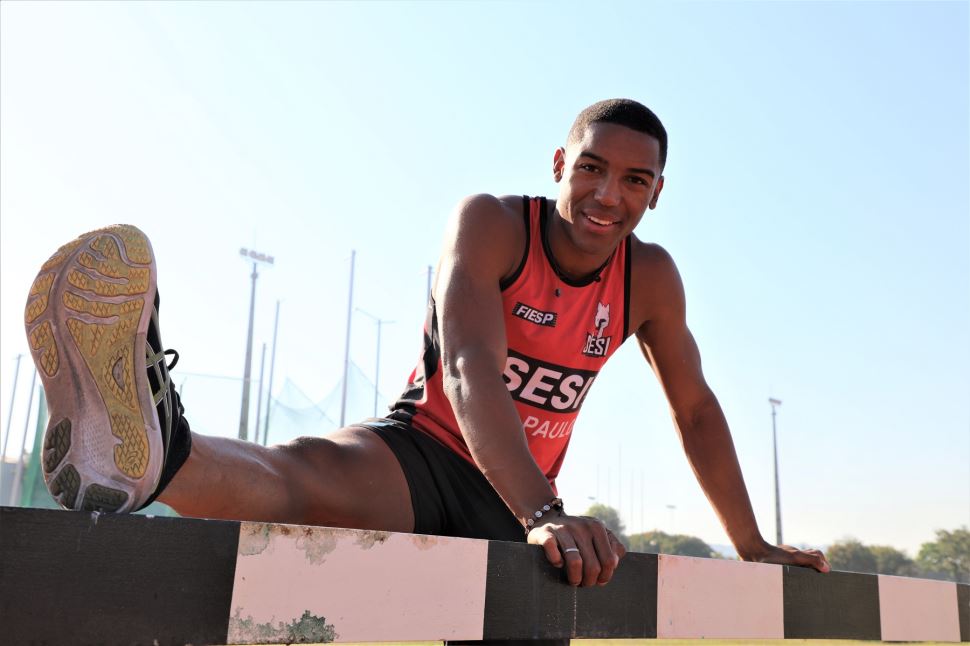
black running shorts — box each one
[360,411,526,542]
[363,413,569,646]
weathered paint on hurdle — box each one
[1,506,967,645]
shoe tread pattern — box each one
[27,225,155,490]
[25,272,55,324]
[80,483,129,512]
[65,231,151,478]
[43,418,72,474]
[49,464,80,509]
[27,320,59,378]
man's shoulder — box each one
[445,194,530,278]
[627,235,686,329]
[629,235,678,276]
[449,193,528,250]
[455,193,526,224]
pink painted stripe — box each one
[228,523,488,643]
[878,575,960,642]
[657,554,784,639]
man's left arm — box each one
[635,249,830,572]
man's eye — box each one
[579,164,599,172]
[628,176,648,186]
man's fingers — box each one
[607,530,627,560]
[553,531,585,586]
[591,526,619,586]
[802,549,831,573]
[532,517,631,587]
[532,529,564,569]
[775,544,831,573]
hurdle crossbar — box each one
[1,506,967,644]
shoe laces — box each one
[162,348,179,372]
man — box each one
[24,99,829,592]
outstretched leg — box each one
[159,427,414,530]
[25,224,413,531]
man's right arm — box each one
[436,194,624,587]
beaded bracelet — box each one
[523,497,564,534]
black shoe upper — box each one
[138,291,192,510]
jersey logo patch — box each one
[582,302,612,357]
[512,301,557,327]
[504,349,598,413]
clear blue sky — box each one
[1,1,967,556]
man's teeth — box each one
[587,214,614,226]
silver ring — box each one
[563,547,580,554]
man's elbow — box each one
[442,348,501,404]
[442,359,467,404]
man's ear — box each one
[649,175,665,209]
[552,147,566,183]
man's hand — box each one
[743,541,831,573]
[528,514,627,586]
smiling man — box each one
[25,99,829,602]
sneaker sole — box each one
[24,225,163,512]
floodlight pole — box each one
[254,343,267,447]
[769,397,783,545]
[262,300,280,446]
[666,504,676,533]
[8,368,37,506]
[356,308,394,417]
[618,444,622,519]
[238,248,274,442]
[2,354,23,464]
[339,251,356,427]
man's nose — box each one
[594,175,621,207]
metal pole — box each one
[2,353,23,462]
[770,397,783,545]
[630,469,635,533]
[618,444,622,516]
[253,343,266,446]
[607,469,611,507]
[640,469,644,534]
[426,265,432,303]
[356,309,394,418]
[21,388,47,507]
[238,261,258,441]
[373,320,383,416]
[263,300,280,446]
[340,251,356,427]
[9,368,37,506]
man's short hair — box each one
[567,99,668,168]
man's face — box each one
[553,122,664,258]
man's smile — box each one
[582,210,620,227]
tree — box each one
[582,503,627,544]
[869,545,918,577]
[917,527,969,583]
[827,538,877,574]
[627,530,720,559]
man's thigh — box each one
[284,425,415,532]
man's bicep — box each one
[437,258,507,372]
[435,195,521,372]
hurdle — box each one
[1,506,967,645]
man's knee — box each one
[270,432,403,525]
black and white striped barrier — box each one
[2,506,967,644]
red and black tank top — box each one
[394,196,633,487]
